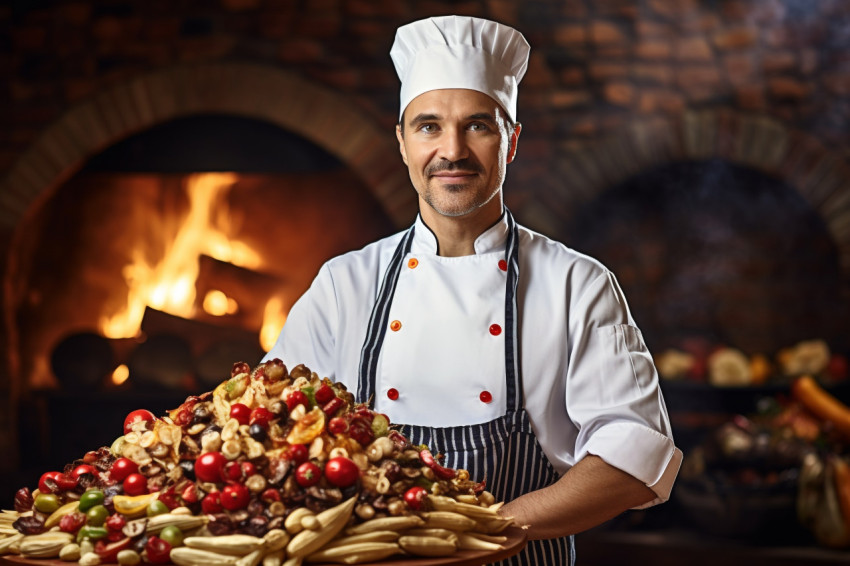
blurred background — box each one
[1,0,850,564]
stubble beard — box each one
[420,180,501,218]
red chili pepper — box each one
[322,397,345,416]
[419,448,457,480]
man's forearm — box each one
[498,454,656,540]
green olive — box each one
[86,504,109,527]
[78,490,105,512]
[146,500,169,517]
[34,493,60,514]
[158,525,183,547]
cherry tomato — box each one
[201,491,222,514]
[241,461,257,477]
[324,456,359,488]
[123,409,156,434]
[72,464,96,479]
[56,474,79,491]
[109,458,139,482]
[294,462,322,487]
[229,403,251,426]
[122,473,148,496]
[221,483,250,510]
[38,471,63,493]
[250,407,273,428]
[194,452,227,483]
[222,461,244,482]
[145,536,172,564]
[283,444,308,464]
[328,417,348,435]
[403,486,428,510]
[315,383,335,404]
[285,391,309,411]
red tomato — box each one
[284,444,308,464]
[229,403,251,426]
[403,486,428,510]
[294,462,322,487]
[109,458,139,482]
[123,409,156,434]
[201,491,222,514]
[38,471,62,493]
[55,474,79,491]
[221,483,250,510]
[250,407,273,428]
[194,452,227,483]
[122,473,148,496]
[324,457,359,488]
[222,461,244,482]
[144,536,172,564]
[71,464,96,479]
[286,391,309,411]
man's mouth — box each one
[430,171,477,183]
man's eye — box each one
[420,124,436,133]
[468,122,489,131]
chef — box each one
[264,15,682,565]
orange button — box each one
[408,258,419,269]
[489,324,502,336]
[480,391,493,403]
[387,388,399,401]
[390,320,402,332]
[498,259,508,271]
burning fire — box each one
[98,172,280,345]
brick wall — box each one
[3,0,850,473]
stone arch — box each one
[0,62,416,231]
[550,109,850,289]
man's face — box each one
[396,89,520,220]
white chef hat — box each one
[390,15,530,122]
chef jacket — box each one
[264,213,682,506]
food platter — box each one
[0,526,526,566]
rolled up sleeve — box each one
[566,271,682,506]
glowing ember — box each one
[203,289,239,316]
[99,172,260,339]
[260,296,287,352]
[111,364,130,386]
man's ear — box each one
[506,122,522,164]
[396,124,408,165]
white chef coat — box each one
[264,213,682,506]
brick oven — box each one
[2,0,850,558]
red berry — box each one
[109,458,139,482]
[59,512,86,534]
[38,471,62,494]
[180,483,199,504]
[231,362,251,377]
[324,457,359,488]
[145,536,172,564]
[221,483,250,510]
[261,488,281,503]
[284,444,308,464]
[222,461,244,483]
[250,407,273,428]
[229,403,251,426]
[403,486,428,510]
[55,474,79,491]
[241,461,257,477]
[106,514,126,532]
[194,452,227,483]
[71,464,96,479]
[201,491,222,514]
[286,391,310,411]
[123,409,156,434]
[295,462,322,487]
[315,384,335,404]
[123,473,148,496]
[328,417,348,435]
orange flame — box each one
[260,296,287,352]
[99,173,260,339]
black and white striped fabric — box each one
[357,209,575,566]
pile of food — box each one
[0,360,515,565]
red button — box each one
[480,391,493,403]
[387,388,399,401]
[489,324,502,336]
[390,320,402,332]
[498,259,508,271]
[408,258,419,269]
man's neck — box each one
[419,200,503,257]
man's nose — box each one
[439,128,469,162]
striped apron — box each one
[358,209,575,565]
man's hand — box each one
[498,454,656,540]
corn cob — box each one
[262,549,284,566]
[420,511,477,532]
[427,495,504,520]
[456,532,505,551]
[170,547,241,566]
[0,533,24,555]
[145,513,207,534]
[343,515,424,535]
[184,534,266,555]
[263,528,290,552]
[285,497,356,558]
[19,531,74,558]
[304,541,399,564]
[398,535,457,557]
[284,508,315,534]
[322,530,400,548]
[235,548,264,566]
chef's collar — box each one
[412,212,509,255]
